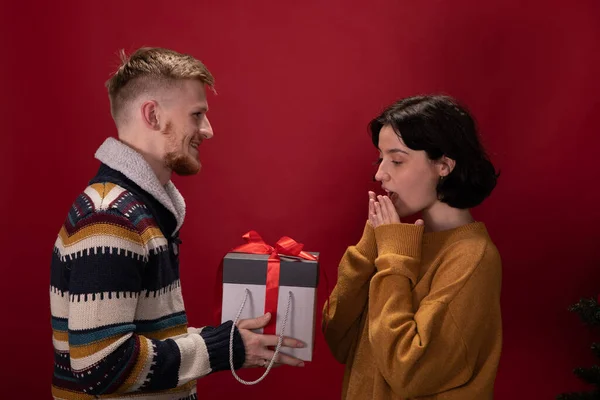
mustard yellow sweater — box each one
[323,221,502,399]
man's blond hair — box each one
[105,47,214,124]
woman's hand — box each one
[367,191,377,226]
[368,192,424,228]
[369,193,400,228]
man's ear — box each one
[141,100,161,130]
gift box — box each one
[219,231,319,362]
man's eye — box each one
[373,158,382,166]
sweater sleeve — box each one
[368,223,500,398]
[322,221,378,363]
[60,210,245,395]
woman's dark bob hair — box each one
[370,95,499,209]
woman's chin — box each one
[396,209,411,219]
[393,202,406,216]
[396,206,418,220]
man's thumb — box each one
[238,312,271,330]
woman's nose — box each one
[374,165,388,182]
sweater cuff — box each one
[374,223,424,259]
[355,221,377,262]
[200,320,245,372]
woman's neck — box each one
[421,201,474,233]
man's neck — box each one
[117,135,171,186]
[144,156,171,186]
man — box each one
[50,47,305,400]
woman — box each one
[322,95,502,399]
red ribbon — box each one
[214,231,318,335]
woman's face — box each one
[374,125,444,218]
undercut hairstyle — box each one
[105,47,214,124]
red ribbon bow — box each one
[215,231,318,334]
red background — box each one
[2,1,600,398]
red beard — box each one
[162,121,200,176]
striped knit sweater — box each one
[50,137,245,400]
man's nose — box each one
[200,117,213,139]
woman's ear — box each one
[437,156,456,177]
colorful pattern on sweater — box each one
[50,158,244,400]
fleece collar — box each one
[94,137,186,234]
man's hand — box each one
[237,313,306,368]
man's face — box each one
[160,79,213,176]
